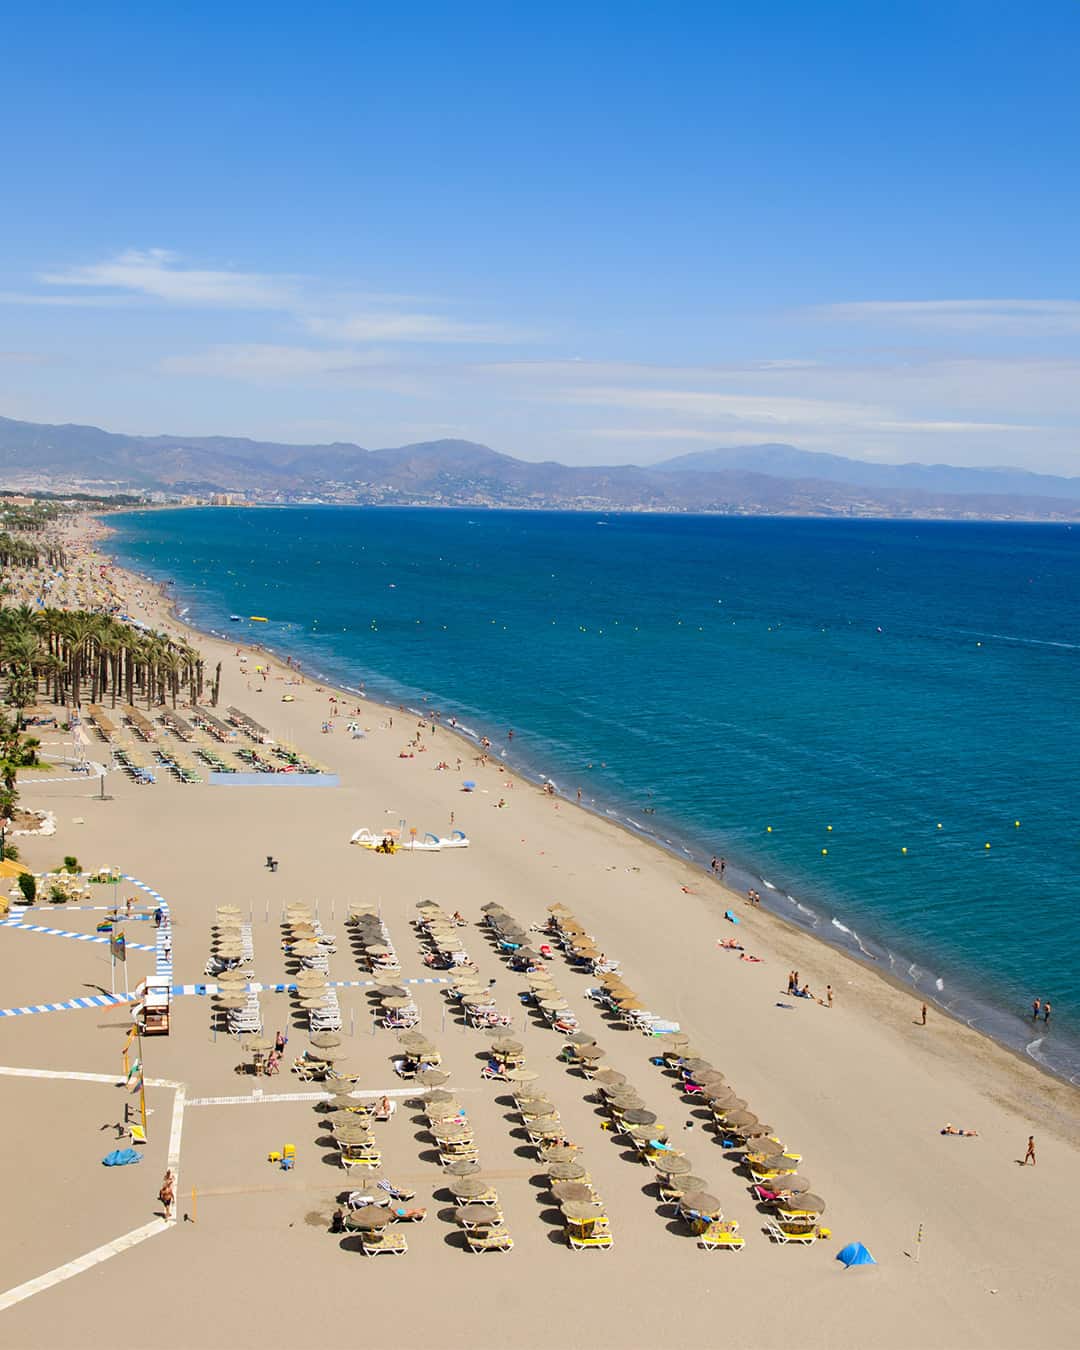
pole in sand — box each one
[915,1222,924,1262]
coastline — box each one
[97,509,1080,1095]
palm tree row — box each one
[0,532,66,570]
[0,605,205,715]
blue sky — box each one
[2,1,1079,471]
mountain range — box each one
[1,414,1078,520]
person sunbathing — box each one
[391,1205,426,1221]
[941,1123,978,1136]
[717,938,744,950]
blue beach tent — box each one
[837,1241,876,1268]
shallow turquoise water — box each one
[106,508,1080,1081]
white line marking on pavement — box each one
[0,1221,169,1313]
[184,1085,436,1106]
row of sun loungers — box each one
[210,905,262,1035]
[284,903,342,1032]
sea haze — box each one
[105,508,1080,1082]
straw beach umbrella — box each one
[451,1176,493,1199]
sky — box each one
[2,0,1080,473]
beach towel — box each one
[724,910,740,924]
[102,1148,142,1166]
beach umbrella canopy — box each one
[767,1175,812,1195]
[349,1205,393,1229]
[290,940,322,956]
[335,1126,376,1147]
[215,971,248,984]
[622,1108,658,1127]
[421,1089,456,1105]
[295,970,327,985]
[306,1047,342,1063]
[490,1038,524,1056]
[723,1111,760,1130]
[660,1173,709,1196]
[241,1036,274,1053]
[462,993,495,1008]
[426,1100,463,1120]
[753,1156,798,1174]
[546,1160,587,1181]
[566,1032,597,1047]
[657,1032,690,1048]
[215,995,247,1009]
[603,1085,643,1104]
[365,943,391,956]
[578,1046,606,1062]
[375,984,408,998]
[527,1117,564,1137]
[652,1154,692,1176]
[518,1096,555,1114]
[617,999,647,1012]
[443,1159,480,1178]
[216,905,242,915]
[591,1068,626,1088]
[381,996,414,1010]
[837,1242,875,1268]
[678,1190,723,1217]
[780,1193,826,1215]
[456,1205,501,1227]
[682,1058,714,1074]
[710,1094,748,1112]
[416,1069,451,1087]
[450,1176,493,1199]
[551,1181,594,1204]
[397,1032,434,1050]
[310,1033,342,1049]
[693,1069,726,1086]
[561,1201,607,1223]
[432,1122,473,1141]
[538,999,570,1013]
[326,1108,364,1127]
[539,1145,579,1164]
[504,1067,538,1084]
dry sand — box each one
[1,512,1078,1349]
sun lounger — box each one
[358,1229,408,1256]
[466,1226,514,1253]
[698,1221,745,1251]
[567,1219,613,1251]
[766,1222,820,1245]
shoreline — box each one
[96,510,1080,1100]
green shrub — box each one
[61,855,80,874]
[49,883,68,903]
[17,872,36,903]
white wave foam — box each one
[935,977,944,991]
[762,879,777,890]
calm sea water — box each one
[106,508,1080,1082]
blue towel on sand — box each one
[103,1148,142,1166]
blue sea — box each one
[105,508,1080,1083]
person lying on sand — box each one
[716,938,744,951]
[941,1123,978,1136]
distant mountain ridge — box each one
[656,443,1080,502]
[0,414,1077,520]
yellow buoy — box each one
[901,847,907,854]
[984,842,991,849]
[766,826,773,833]
[1014,820,1021,828]
[821,848,828,855]
[936,823,943,829]
[826,825,833,832]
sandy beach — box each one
[1,511,1078,1350]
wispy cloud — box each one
[159,343,427,395]
[39,248,298,309]
[815,299,1080,336]
[304,313,529,344]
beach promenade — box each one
[0,518,1078,1350]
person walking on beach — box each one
[1043,1001,1051,1025]
[1023,1135,1037,1166]
[826,985,834,1008]
[719,857,726,878]
[920,1002,928,1026]
[158,1169,175,1220]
